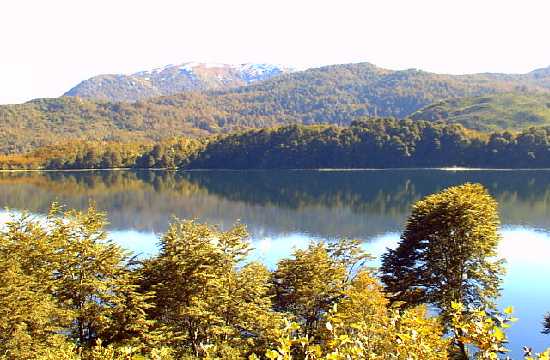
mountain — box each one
[3,62,550,154]
[64,62,295,102]
[225,63,550,119]
[410,93,550,132]
[66,62,550,117]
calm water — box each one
[0,169,549,356]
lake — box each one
[0,169,549,356]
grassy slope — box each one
[410,93,550,131]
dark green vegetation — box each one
[3,63,550,154]
[158,120,550,169]
[3,119,550,170]
[411,93,550,132]
[187,119,485,169]
[382,184,503,312]
[1,184,549,359]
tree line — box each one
[2,118,550,170]
[1,183,549,359]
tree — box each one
[139,220,280,358]
[0,204,158,358]
[100,150,122,168]
[271,239,371,339]
[0,253,68,359]
[380,183,505,357]
[2,200,550,359]
[0,211,72,359]
[48,205,153,349]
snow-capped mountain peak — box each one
[64,62,296,102]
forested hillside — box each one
[0,97,209,154]
[225,63,550,119]
[3,62,550,154]
[3,119,550,170]
[187,119,550,169]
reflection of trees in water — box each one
[180,170,550,227]
[0,170,549,240]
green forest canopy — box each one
[3,118,549,170]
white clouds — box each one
[1,0,549,104]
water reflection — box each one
[1,169,550,238]
[0,169,549,355]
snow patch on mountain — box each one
[238,63,292,82]
[64,62,297,102]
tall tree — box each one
[0,212,72,359]
[380,183,504,357]
[46,205,154,350]
[380,183,504,312]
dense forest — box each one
[3,62,550,155]
[187,119,550,169]
[0,97,208,154]
[2,118,550,170]
[1,184,549,359]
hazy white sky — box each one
[1,0,549,104]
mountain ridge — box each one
[64,62,295,102]
[65,61,550,105]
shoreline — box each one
[3,166,550,173]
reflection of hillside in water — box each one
[0,170,549,240]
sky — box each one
[1,0,549,104]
